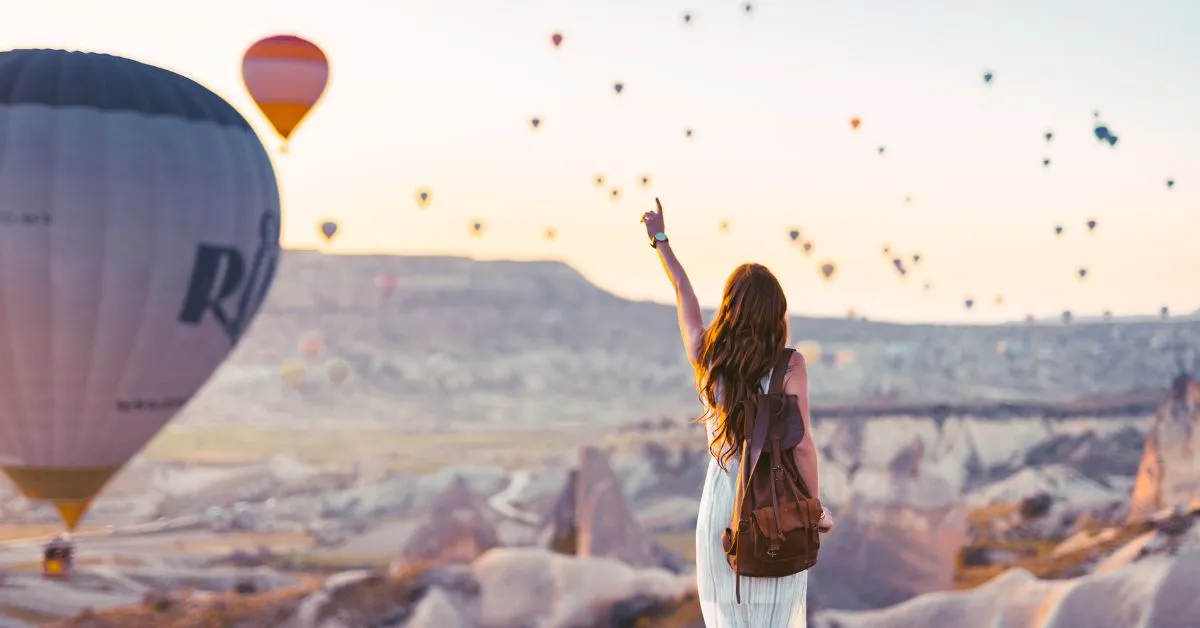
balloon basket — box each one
[42,558,70,579]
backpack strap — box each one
[767,348,794,394]
[745,349,795,485]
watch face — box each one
[655,232,667,241]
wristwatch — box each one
[650,232,668,249]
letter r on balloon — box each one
[178,212,280,344]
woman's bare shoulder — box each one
[784,350,808,375]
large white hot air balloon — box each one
[0,49,281,531]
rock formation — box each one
[393,475,500,569]
[813,549,1200,628]
[811,442,968,611]
[539,446,685,573]
[471,547,693,628]
[537,470,579,555]
[1128,374,1200,522]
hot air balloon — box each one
[544,227,557,241]
[1045,131,1053,142]
[1086,219,1097,232]
[1061,310,1073,324]
[819,262,836,281]
[1106,134,1119,147]
[849,117,861,131]
[376,273,398,297]
[320,220,339,241]
[530,117,541,130]
[802,241,814,256]
[882,246,891,256]
[891,258,907,277]
[613,82,624,95]
[0,49,280,532]
[610,187,621,202]
[1167,178,1175,189]
[551,33,563,47]
[719,220,730,232]
[639,174,652,188]
[982,70,994,84]
[912,253,921,264]
[683,12,692,23]
[964,298,975,309]
[415,188,432,209]
[242,35,329,152]
[326,358,351,385]
[593,174,605,188]
[995,295,1004,306]
[788,229,801,242]
[1093,123,1110,141]
[1042,158,1051,167]
[471,220,485,235]
[744,2,753,11]
[299,338,324,360]
[1077,267,1088,280]
[279,361,306,389]
[685,128,694,139]
[1160,306,1170,319]
[878,145,886,155]
[1054,225,1064,236]
[904,195,913,204]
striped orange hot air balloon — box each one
[242,35,329,151]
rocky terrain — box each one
[2,252,1200,626]
[178,251,1199,429]
[3,380,1194,625]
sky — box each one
[8,0,1200,322]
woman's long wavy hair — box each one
[695,263,789,470]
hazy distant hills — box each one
[179,251,1199,428]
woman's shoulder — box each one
[784,349,807,376]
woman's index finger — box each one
[655,197,663,214]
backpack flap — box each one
[751,499,815,539]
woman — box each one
[641,198,832,627]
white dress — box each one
[695,370,809,627]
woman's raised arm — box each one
[642,198,704,364]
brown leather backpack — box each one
[721,348,823,603]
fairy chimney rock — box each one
[1128,374,1200,522]
[538,470,579,555]
[575,446,661,568]
[397,474,500,567]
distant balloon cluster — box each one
[236,22,1177,325]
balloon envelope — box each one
[300,338,323,360]
[279,361,306,389]
[819,262,837,280]
[551,33,563,47]
[242,35,328,142]
[0,49,280,530]
[326,359,351,385]
[320,221,338,240]
[376,273,398,296]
